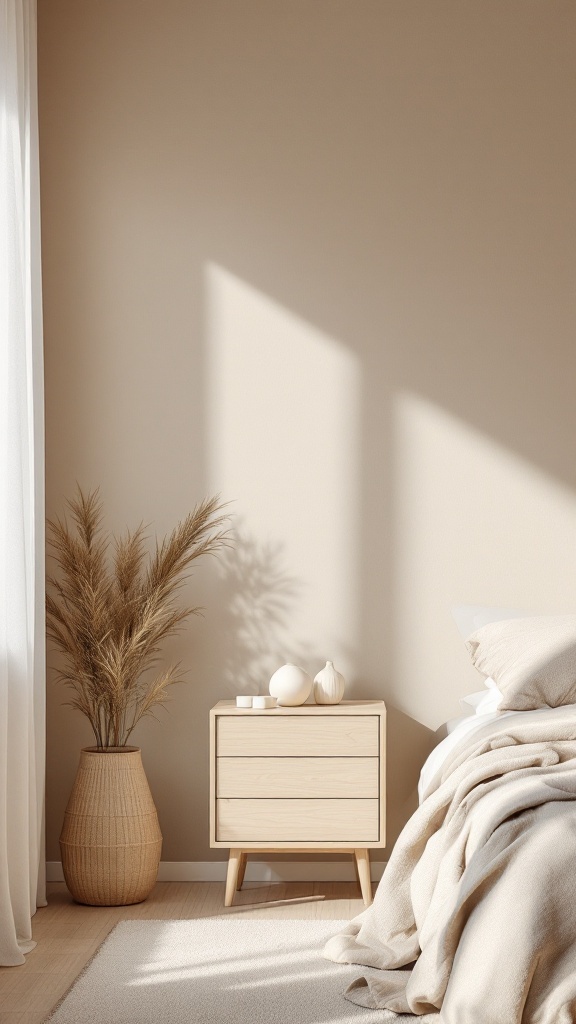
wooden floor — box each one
[0,879,368,1023]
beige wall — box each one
[38,0,576,864]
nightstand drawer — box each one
[217,715,379,757]
[216,798,380,842]
[217,756,379,798]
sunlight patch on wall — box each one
[393,392,576,728]
[205,264,361,683]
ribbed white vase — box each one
[313,661,345,705]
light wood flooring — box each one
[0,879,369,1023]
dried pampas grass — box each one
[46,488,230,749]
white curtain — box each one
[0,0,46,966]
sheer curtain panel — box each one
[0,0,46,966]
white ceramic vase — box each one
[269,663,312,706]
[313,661,345,705]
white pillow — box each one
[460,680,503,716]
[459,690,486,712]
[473,686,503,715]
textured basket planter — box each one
[60,747,162,906]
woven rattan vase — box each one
[60,747,162,906]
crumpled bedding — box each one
[324,706,576,1023]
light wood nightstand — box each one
[209,699,386,907]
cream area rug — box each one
[45,918,416,1024]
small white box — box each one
[236,695,253,708]
[252,695,276,709]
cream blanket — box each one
[324,706,576,1023]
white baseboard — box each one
[47,859,386,884]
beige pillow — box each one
[466,615,576,711]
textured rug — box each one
[45,918,411,1023]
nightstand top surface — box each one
[211,699,385,716]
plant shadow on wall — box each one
[204,487,438,854]
[211,524,326,696]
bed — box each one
[324,612,576,1024]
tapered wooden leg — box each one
[355,849,372,907]
[225,849,243,907]
[236,852,248,890]
[352,850,360,888]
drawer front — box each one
[217,798,379,843]
[217,715,379,757]
[217,757,379,798]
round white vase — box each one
[313,661,346,705]
[269,663,312,706]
